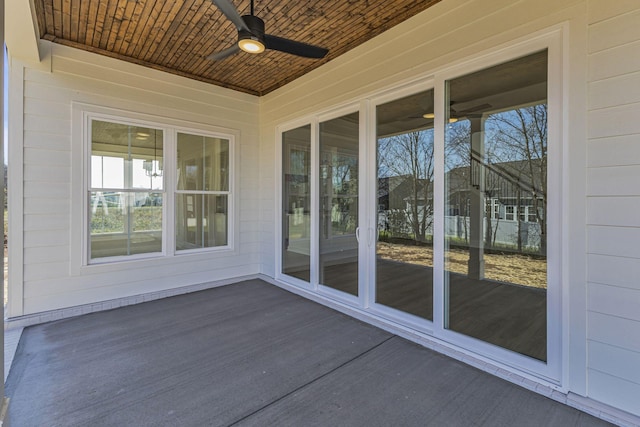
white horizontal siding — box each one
[588,311,640,356]
[588,40,640,82]
[588,341,640,386]
[588,8,640,53]
[587,369,640,417]
[587,254,640,290]
[23,261,70,282]
[587,0,640,24]
[587,165,640,197]
[23,213,68,231]
[11,42,261,316]
[587,103,640,139]
[586,197,640,227]
[24,131,72,151]
[586,0,640,417]
[587,225,640,259]
[587,134,640,168]
[588,73,640,110]
[588,282,640,322]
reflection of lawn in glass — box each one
[91,206,163,233]
[288,214,310,240]
[376,241,546,289]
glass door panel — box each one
[444,50,548,361]
[282,125,312,282]
[319,113,359,296]
[376,90,435,320]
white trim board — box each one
[4,274,262,329]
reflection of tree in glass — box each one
[378,130,434,243]
[322,152,358,235]
[444,104,547,255]
[486,104,547,254]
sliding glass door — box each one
[279,43,559,379]
[443,50,548,361]
[282,125,312,282]
[318,112,360,296]
[375,90,435,320]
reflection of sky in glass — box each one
[91,156,162,190]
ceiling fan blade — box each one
[207,44,240,61]
[211,0,250,32]
[264,34,328,59]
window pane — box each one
[176,194,228,250]
[90,119,164,261]
[91,120,163,191]
[376,89,434,320]
[177,133,229,191]
[444,50,548,361]
[319,112,359,296]
[282,125,311,282]
[90,191,163,259]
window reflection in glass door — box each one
[282,125,312,282]
[319,113,359,296]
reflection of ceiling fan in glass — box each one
[207,0,329,61]
[418,102,493,123]
[143,130,163,178]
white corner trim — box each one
[5,0,40,63]
[7,58,25,318]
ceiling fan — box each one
[207,0,329,61]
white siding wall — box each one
[586,0,640,417]
[8,42,261,317]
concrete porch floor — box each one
[5,279,611,426]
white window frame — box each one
[174,127,234,254]
[86,116,168,264]
[71,103,236,272]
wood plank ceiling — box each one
[33,0,442,96]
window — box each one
[86,113,233,263]
[176,132,230,251]
[90,120,164,260]
[505,205,515,221]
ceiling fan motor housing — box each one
[240,15,265,43]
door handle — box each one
[355,227,360,243]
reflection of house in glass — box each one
[378,156,546,253]
[444,158,546,253]
[377,175,433,242]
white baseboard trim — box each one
[4,274,262,329]
[567,393,640,427]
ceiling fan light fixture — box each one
[238,36,265,54]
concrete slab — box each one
[4,279,612,426]
[239,337,609,426]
